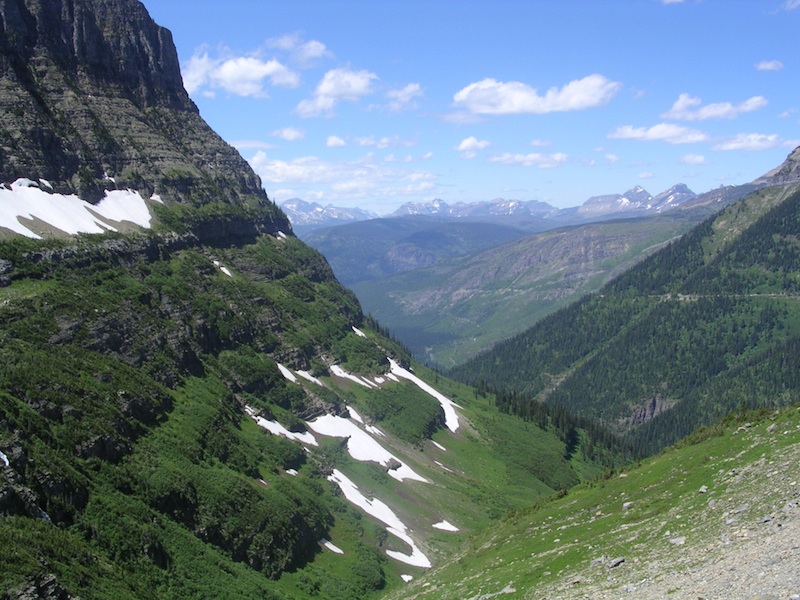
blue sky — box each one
[144,0,799,214]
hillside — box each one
[386,404,800,599]
[0,1,625,598]
[352,213,699,367]
[302,216,528,286]
[450,172,800,455]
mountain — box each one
[449,153,800,455]
[279,198,378,236]
[303,216,529,286]
[577,184,697,217]
[0,1,625,598]
[391,197,561,219]
[351,214,699,367]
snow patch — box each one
[277,231,288,240]
[435,460,453,473]
[328,469,431,568]
[352,326,367,338]
[388,359,461,432]
[330,364,377,388]
[432,441,447,452]
[0,183,153,238]
[297,370,323,386]
[276,363,298,383]
[0,450,8,468]
[306,414,426,483]
[320,539,344,554]
[246,406,318,446]
[401,574,414,582]
[347,405,364,423]
[286,469,298,476]
[432,520,459,532]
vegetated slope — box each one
[302,216,528,286]
[352,213,699,368]
[0,1,630,597]
[450,176,800,456]
[0,226,632,599]
[386,404,800,600]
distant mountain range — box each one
[281,184,700,234]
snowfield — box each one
[306,414,427,483]
[328,469,431,568]
[0,179,153,238]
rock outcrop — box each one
[0,0,281,225]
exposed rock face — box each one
[753,146,800,186]
[0,0,276,217]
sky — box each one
[143,0,800,214]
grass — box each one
[384,404,800,599]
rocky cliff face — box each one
[0,0,278,220]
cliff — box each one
[0,0,282,228]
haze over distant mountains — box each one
[281,183,700,234]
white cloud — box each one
[713,133,780,151]
[182,47,299,97]
[661,93,767,121]
[386,83,423,111]
[661,0,684,3]
[530,139,552,147]
[488,152,568,168]
[679,154,708,165]
[453,74,620,115]
[638,172,655,179]
[456,136,490,158]
[248,151,437,203]
[326,135,346,147]
[354,135,411,149]
[605,153,620,164]
[271,127,305,141]
[756,60,784,71]
[296,68,378,117]
[786,0,800,10]
[608,123,709,144]
[266,33,333,66]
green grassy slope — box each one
[384,404,800,599]
[0,227,624,598]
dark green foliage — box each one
[0,228,395,598]
[450,186,800,456]
[361,383,444,445]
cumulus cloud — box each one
[756,60,784,71]
[680,154,708,165]
[326,135,346,147]
[453,74,620,115]
[608,123,709,144]
[271,127,305,141]
[386,83,423,111]
[266,33,332,66]
[456,136,490,158]
[713,133,780,151]
[661,94,767,121]
[296,68,378,117]
[183,47,299,97]
[488,152,568,168]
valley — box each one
[1,0,799,598]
